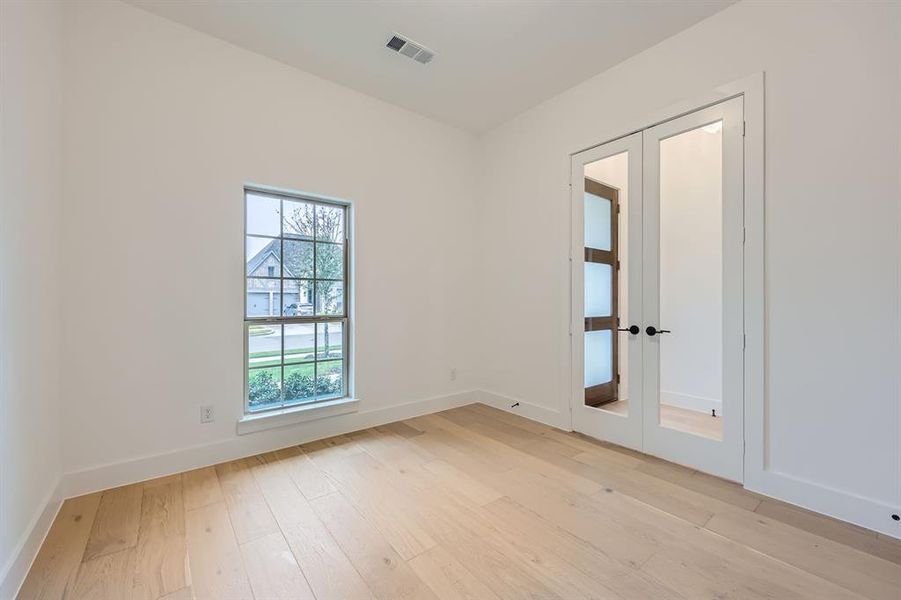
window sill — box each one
[237,397,360,435]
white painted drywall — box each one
[59,1,479,479]
[478,0,900,527]
[659,125,724,415]
[0,0,63,593]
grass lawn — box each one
[248,345,343,368]
[248,360,342,379]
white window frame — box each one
[242,187,352,420]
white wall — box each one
[478,0,901,535]
[59,0,479,490]
[0,1,64,595]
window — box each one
[245,189,349,413]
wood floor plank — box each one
[407,545,503,600]
[405,415,519,473]
[273,445,337,500]
[755,498,901,565]
[184,502,253,600]
[18,493,102,600]
[308,448,438,561]
[351,427,436,470]
[379,420,425,439]
[446,406,582,459]
[239,531,316,600]
[82,483,144,561]
[482,496,684,600]
[574,450,727,526]
[405,424,511,477]
[705,509,901,600]
[393,484,569,600]
[421,459,503,506]
[481,467,658,567]
[250,450,375,600]
[309,491,439,600]
[635,458,763,511]
[585,485,869,600]
[640,546,866,600]
[463,403,646,466]
[132,477,189,600]
[215,457,279,544]
[158,587,194,600]
[71,547,136,600]
[425,413,603,496]
[344,446,614,600]
[182,466,223,511]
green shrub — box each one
[317,373,343,396]
[284,370,314,400]
[248,370,280,407]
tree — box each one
[282,202,344,358]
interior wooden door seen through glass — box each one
[583,178,619,407]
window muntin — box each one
[244,189,349,413]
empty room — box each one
[2,0,900,598]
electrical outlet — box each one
[450,368,457,381]
[200,405,214,423]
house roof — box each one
[246,238,288,277]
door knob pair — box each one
[617,325,671,336]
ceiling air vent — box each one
[386,33,435,65]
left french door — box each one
[570,132,644,451]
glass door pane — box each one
[657,120,725,441]
[641,95,744,482]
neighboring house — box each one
[245,239,311,316]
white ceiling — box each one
[126,0,735,133]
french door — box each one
[570,96,745,481]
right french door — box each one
[572,96,745,482]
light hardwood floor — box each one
[603,400,724,440]
[19,403,901,599]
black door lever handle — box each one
[618,325,640,335]
[646,326,671,336]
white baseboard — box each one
[61,389,478,499]
[660,390,722,414]
[0,480,62,600]
[477,389,570,430]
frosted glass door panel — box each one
[584,262,612,317]
[584,329,613,387]
[584,192,612,250]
